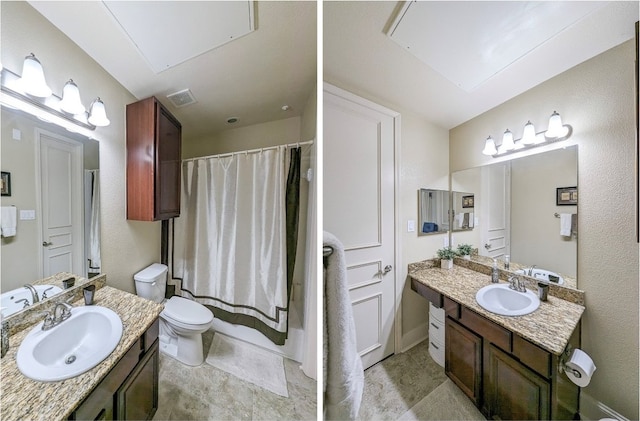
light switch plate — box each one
[19,210,36,220]
[407,220,415,232]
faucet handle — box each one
[38,311,55,331]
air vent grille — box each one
[167,89,197,108]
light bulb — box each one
[19,53,52,97]
[88,97,110,127]
[545,111,566,138]
[522,121,536,145]
[498,129,515,153]
[482,136,497,156]
[60,79,86,115]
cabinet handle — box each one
[430,322,440,329]
[430,341,440,350]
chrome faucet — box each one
[41,286,55,299]
[23,284,40,304]
[508,275,527,293]
[53,302,73,323]
[40,301,73,331]
[527,265,537,276]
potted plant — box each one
[457,244,474,260]
[437,246,457,269]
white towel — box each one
[323,231,364,421]
[1,206,17,237]
[560,213,572,237]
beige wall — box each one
[1,2,160,294]
[450,40,639,419]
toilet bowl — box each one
[134,263,213,366]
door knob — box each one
[42,241,52,247]
[484,243,491,250]
[378,265,393,276]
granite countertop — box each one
[409,263,584,355]
[1,285,164,421]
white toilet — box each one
[134,263,213,366]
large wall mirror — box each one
[0,106,100,316]
[451,146,578,290]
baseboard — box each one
[580,392,628,421]
[400,323,428,352]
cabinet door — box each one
[445,317,482,406]
[155,105,181,219]
[487,344,550,420]
[116,340,159,420]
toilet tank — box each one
[134,263,167,303]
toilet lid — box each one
[163,296,213,325]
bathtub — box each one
[1,285,63,317]
[209,306,305,362]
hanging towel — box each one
[462,212,470,228]
[323,231,364,421]
[560,213,572,237]
[1,206,17,237]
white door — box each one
[480,163,511,260]
[323,83,397,369]
[38,131,84,277]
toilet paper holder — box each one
[559,345,582,378]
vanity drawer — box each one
[411,279,443,308]
[513,334,551,378]
[429,317,445,344]
[459,307,511,352]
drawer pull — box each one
[430,322,440,329]
[430,341,440,350]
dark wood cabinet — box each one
[487,344,550,420]
[411,279,580,420]
[70,319,159,421]
[126,97,181,221]
[445,317,482,406]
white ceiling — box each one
[324,1,639,130]
[28,1,317,141]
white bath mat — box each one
[206,333,289,397]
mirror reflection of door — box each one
[38,130,85,278]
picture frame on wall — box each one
[0,172,11,197]
[462,195,474,208]
[556,186,577,206]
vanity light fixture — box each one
[482,111,572,157]
[59,79,85,115]
[0,53,111,134]
[18,53,52,98]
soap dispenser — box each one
[491,258,499,283]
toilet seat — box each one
[162,296,213,327]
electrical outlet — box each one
[443,237,449,247]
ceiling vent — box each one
[166,89,197,108]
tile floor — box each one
[358,339,486,421]
[152,329,317,421]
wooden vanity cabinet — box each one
[69,319,159,421]
[126,96,182,221]
[411,279,580,420]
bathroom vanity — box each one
[409,261,585,420]
[0,281,163,421]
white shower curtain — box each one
[173,147,289,337]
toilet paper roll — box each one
[564,348,596,387]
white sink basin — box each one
[475,283,540,316]
[515,268,564,285]
[16,306,123,382]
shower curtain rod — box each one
[182,139,315,162]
